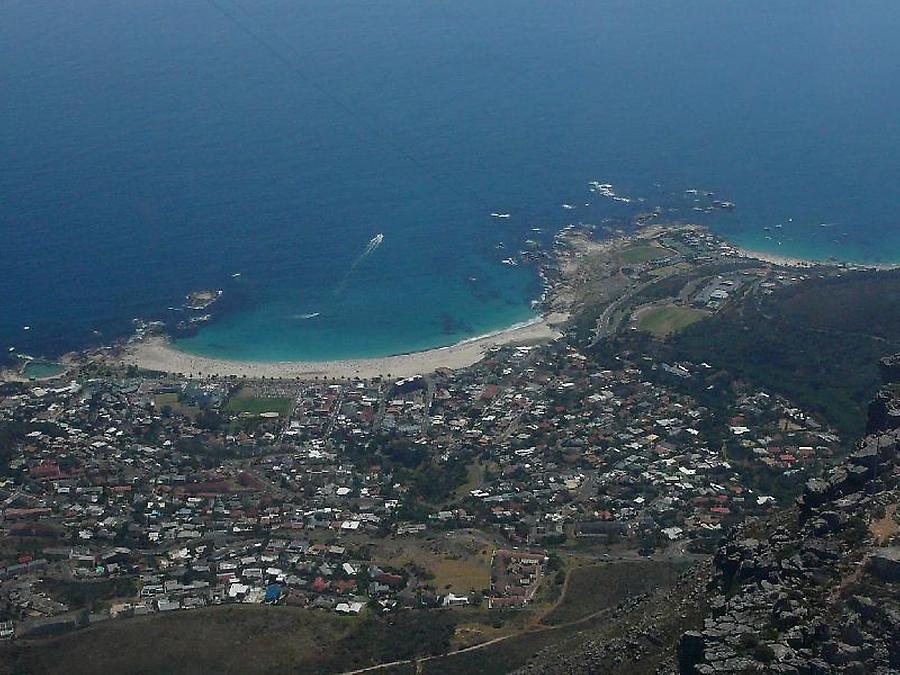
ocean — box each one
[3,1,899,364]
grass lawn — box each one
[429,554,492,594]
[153,393,179,408]
[635,304,707,338]
[225,388,293,417]
[618,243,673,265]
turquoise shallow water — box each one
[22,361,65,380]
[2,1,899,363]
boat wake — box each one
[361,233,384,257]
[350,233,384,269]
[335,233,386,294]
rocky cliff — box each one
[678,366,900,674]
[867,356,900,434]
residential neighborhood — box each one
[0,308,840,641]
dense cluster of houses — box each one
[0,301,840,639]
[488,549,547,609]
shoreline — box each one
[116,312,568,380]
[37,223,900,383]
[735,245,900,271]
[115,230,577,380]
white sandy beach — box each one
[118,313,567,380]
[736,246,900,270]
[736,247,823,268]
[102,224,899,383]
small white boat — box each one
[22,326,30,331]
[561,204,575,210]
[490,212,511,219]
[501,258,518,266]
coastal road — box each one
[590,272,675,344]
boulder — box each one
[869,547,900,582]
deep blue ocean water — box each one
[3,1,899,363]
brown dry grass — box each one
[370,535,493,595]
[871,503,899,544]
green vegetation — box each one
[423,626,575,675]
[542,560,686,625]
[374,437,469,505]
[617,244,672,264]
[635,305,707,338]
[224,388,292,417]
[400,461,468,504]
[39,578,137,612]
[0,606,458,675]
[152,392,179,409]
[421,561,690,675]
[453,460,486,499]
[778,272,900,338]
[669,270,900,438]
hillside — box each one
[517,359,900,674]
[665,270,900,439]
